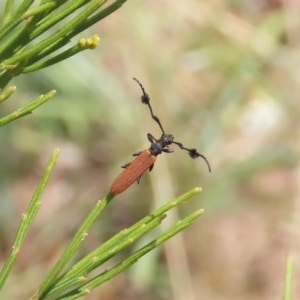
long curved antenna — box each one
[172,141,212,172]
[133,77,165,134]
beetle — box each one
[110,78,211,196]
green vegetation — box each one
[0,1,298,300]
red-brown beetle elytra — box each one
[110,78,211,195]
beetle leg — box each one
[121,162,130,169]
[147,133,157,143]
[162,147,174,153]
[136,163,154,184]
[133,151,142,156]
[149,163,154,172]
[137,175,142,184]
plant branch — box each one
[0,90,56,127]
[57,209,204,300]
[23,35,100,73]
[32,192,115,299]
[0,148,60,291]
[2,0,15,24]
[41,187,202,298]
[0,85,16,104]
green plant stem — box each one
[27,0,68,27]
[29,0,127,68]
[32,192,115,300]
[0,148,60,291]
[58,209,204,300]
[0,90,56,127]
[1,0,107,68]
[10,0,35,20]
[0,1,62,42]
[2,0,15,24]
[45,187,202,297]
[0,60,28,91]
[77,188,202,272]
[30,0,88,39]
[0,19,24,48]
[0,85,16,104]
[0,24,29,62]
[23,2,57,19]
[23,35,100,73]
[0,0,35,35]
[49,214,167,297]
[0,0,127,82]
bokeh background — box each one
[1,0,300,299]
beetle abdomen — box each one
[110,150,156,195]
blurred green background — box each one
[1,1,300,299]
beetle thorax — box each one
[160,134,174,147]
[149,134,174,156]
